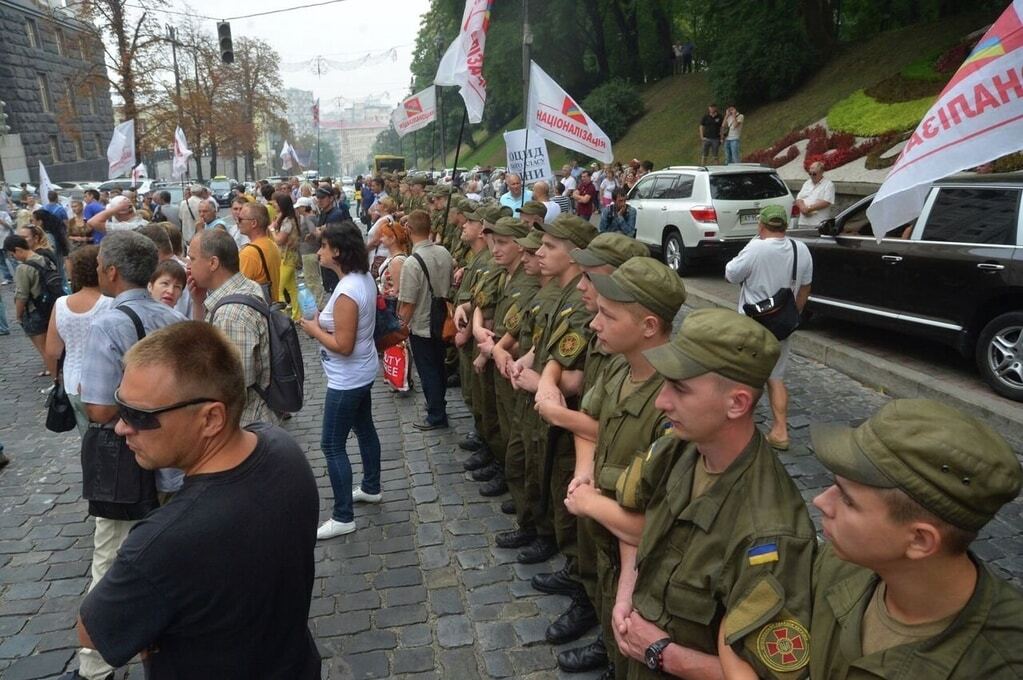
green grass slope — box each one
[453,11,994,171]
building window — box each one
[49,135,60,162]
[55,30,65,57]
[37,74,51,113]
[74,139,84,161]
[25,20,39,49]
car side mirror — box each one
[818,218,838,237]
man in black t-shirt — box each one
[699,103,723,164]
[76,321,320,679]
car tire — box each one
[975,311,1023,402]
[662,228,689,276]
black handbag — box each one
[45,352,77,433]
[743,240,802,341]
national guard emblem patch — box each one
[559,332,583,358]
[755,620,809,673]
[504,305,521,332]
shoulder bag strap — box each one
[244,242,271,280]
[116,304,145,341]
[789,239,798,286]
[411,252,435,297]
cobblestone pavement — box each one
[0,293,1021,679]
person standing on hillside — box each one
[699,104,723,165]
[681,39,695,73]
[722,105,745,165]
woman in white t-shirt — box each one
[44,244,112,433]
[297,223,380,540]
[598,164,617,209]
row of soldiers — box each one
[421,185,1023,678]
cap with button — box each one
[571,233,650,268]
[539,214,598,249]
[485,216,531,238]
[519,200,547,217]
[589,257,686,323]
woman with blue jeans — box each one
[298,222,380,539]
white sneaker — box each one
[352,487,382,504]
[316,519,356,540]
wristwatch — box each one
[645,637,672,671]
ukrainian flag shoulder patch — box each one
[747,543,779,566]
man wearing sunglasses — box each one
[74,230,186,680]
[76,321,321,679]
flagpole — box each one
[521,0,532,209]
[442,105,468,229]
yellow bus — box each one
[373,155,405,175]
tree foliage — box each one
[581,80,644,143]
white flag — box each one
[131,163,148,184]
[38,161,53,205]
[504,129,553,183]
[527,61,613,164]
[867,0,1023,237]
[391,86,437,138]
[434,0,493,124]
[280,140,301,171]
[107,119,136,179]
[172,127,193,181]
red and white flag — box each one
[526,61,613,163]
[434,0,493,124]
[868,0,1023,235]
[171,126,192,181]
[280,140,300,171]
[106,119,135,179]
[312,98,320,128]
[130,162,148,184]
[391,86,437,137]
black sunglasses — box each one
[114,389,218,430]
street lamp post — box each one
[434,34,446,175]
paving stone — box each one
[337,590,381,613]
[315,610,371,637]
[374,604,428,628]
[436,615,473,648]
[393,647,435,674]
[466,583,513,607]
[476,620,518,650]
[0,634,40,659]
[437,648,479,676]
[428,587,464,616]
[483,649,515,678]
[415,523,444,547]
[3,648,74,680]
[513,616,552,645]
[373,566,422,588]
[384,551,420,569]
[397,623,433,648]
[3,583,47,600]
[344,650,390,678]
[509,646,560,673]
[344,628,398,654]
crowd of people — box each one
[0,162,1020,680]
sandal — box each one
[37,370,51,377]
[766,433,790,451]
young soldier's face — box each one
[521,250,541,276]
[537,234,573,278]
[591,296,641,354]
[577,265,614,312]
[813,478,917,568]
[655,373,732,442]
[490,235,522,268]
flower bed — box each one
[827,90,935,137]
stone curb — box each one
[682,282,1023,450]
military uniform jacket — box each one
[580,356,667,560]
[536,275,592,371]
[518,280,563,357]
[625,432,816,679]
[454,248,492,305]
[810,545,1023,679]
[494,265,540,338]
[582,334,614,399]
[472,263,504,323]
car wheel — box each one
[975,312,1023,402]
[662,228,688,276]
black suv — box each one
[796,173,1023,401]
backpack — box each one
[24,258,65,320]
[211,293,305,413]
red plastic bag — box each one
[382,342,411,392]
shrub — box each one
[901,53,945,82]
[581,79,644,143]
[828,90,935,137]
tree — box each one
[226,37,283,180]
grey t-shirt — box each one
[398,241,453,338]
[724,236,813,311]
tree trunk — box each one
[608,0,642,82]
[582,0,610,82]
[209,141,218,177]
[802,0,837,49]
[649,0,674,80]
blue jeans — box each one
[321,383,381,523]
[0,291,8,334]
[725,139,741,164]
[409,334,448,425]
[0,253,14,282]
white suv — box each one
[628,165,795,275]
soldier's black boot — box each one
[531,564,583,596]
[462,447,492,471]
[471,461,500,482]
[500,499,516,514]
[557,634,609,673]
[546,595,598,644]
[516,535,558,564]
[458,431,483,451]
[479,471,508,496]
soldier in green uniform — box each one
[556,257,686,679]
[518,200,547,230]
[779,399,1023,680]
[614,308,816,680]
[494,229,557,539]
[404,175,428,216]
[515,216,598,645]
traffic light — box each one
[0,100,9,135]
[217,22,233,64]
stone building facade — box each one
[0,0,114,184]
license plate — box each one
[739,213,759,225]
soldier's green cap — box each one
[477,204,505,225]
[571,233,650,268]
[810,399,1022,531]
[515,228,545,251]
[519,200,547,217]
[539,214,597,249]
[589,257,686,323]
[410,175,428,186]
[497,205,514,219]
[485,217,531,238]
[644,308,780,388]
[450,195,469,213]
[463,203,485,222]
[760,204,789,228]
[429,185,452,197]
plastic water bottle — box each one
[297,282,318,320]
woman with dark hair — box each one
[270,191,302,320]
[32,208,70,288]
[297,222,381,540]
[44,244,111,431]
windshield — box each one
[209,180,231,192]
[709,173,788,200]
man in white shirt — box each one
[179,184,204,245]
[795,162,835,228]
[559,165,577,197]
[724,205,812,452]
[531,180,560,222]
